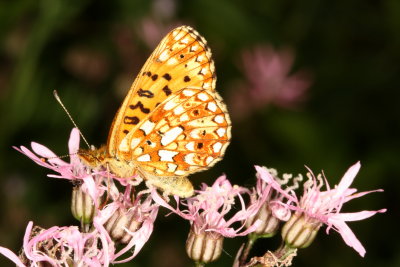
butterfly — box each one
[79,26,231,197]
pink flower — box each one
[0,221,112,266]
[258,162,386,257]
[14,128,109,208]
[229,45,311,120]
[0,185,159,266]
[95,185,159,263]
[153,175,261,238]
[1,128,160,266]
[153,175,264,263]
[14,128,93,181]
[245,166,303,236]
[137,18,181,49]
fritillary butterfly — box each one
[79,26,231,197]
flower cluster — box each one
[152,175,267,263]
[0,129,159,266]
[0,128,386,267]
[274,162,387,257]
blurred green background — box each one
[0,0,398,266]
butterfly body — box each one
[79,26,231,197]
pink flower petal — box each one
[330,209,387,222]
[0,246,26,267]
[335,161,361,195]
[329,219,366,257]
[68,128,81,154]
[31,142,67,166]
[255,165,297,203]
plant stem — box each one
[239,233,258,265]
[194,261,206,267]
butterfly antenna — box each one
[53,90,91,149]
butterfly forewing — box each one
[107,26,231,177]
[108,26,218,158]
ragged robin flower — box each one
[153,175,263,264]
[260,162,386,257]
[246,166,302,237]
[0,128,160,266]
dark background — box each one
[0,0,397,266]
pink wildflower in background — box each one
[229,45,312,120]
[136,0,180,48]
[138,18,181,49]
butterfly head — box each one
[78,145,108,169]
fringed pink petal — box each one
[329,218,366,257]
[31,142,67,166]
[255,165,297,203]
[330,209,387,222]
[113,207,158,263]
[68,128,81,154]
[335,161,360,195]
[0,246,26,267]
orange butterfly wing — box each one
[106,26,231,177]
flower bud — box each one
[246,202,281,237]
[281,212,322,249]
[104,208,142,244]
[186,229,224,263]
[71,185,96,224]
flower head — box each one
[96,184,159,263]
[153,175,263,263]
[246,166,302,236]
[229,45,311,120]
[15,128,110,209]
[0,184,159,266]
[261,162,386,257]
[14,128,87,180]
[2,128,161,266]
[154,175,261,238]
[1,221,113,266]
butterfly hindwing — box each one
[118,87,231,176]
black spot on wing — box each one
[162,85,172,96]
[137,89,154,98]
[162,73,171,81]
[124,116,139,125]
[129,101,150,114]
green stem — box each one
[239,233,258,265]
[274,243,297,263]
[194,261,206,267]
